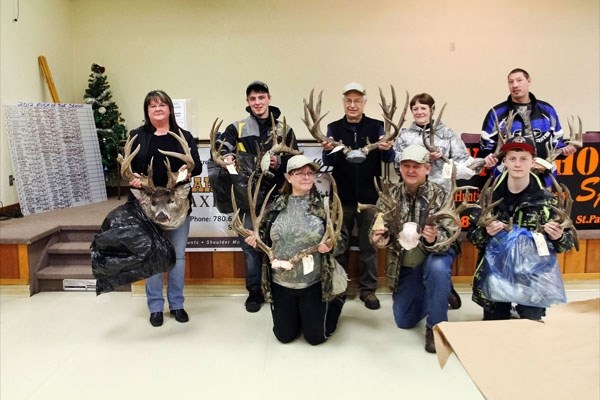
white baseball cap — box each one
[343,82,366,95]
[400,144,430,164]
[286,155,321,173]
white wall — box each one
[1,0,599,206]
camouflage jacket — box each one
[259,189,348,302]
[467,171,575,308]
[374,180,456,292]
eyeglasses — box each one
[343,98,364,105]
[290,171,316,178]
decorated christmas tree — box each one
[83,63,128,185]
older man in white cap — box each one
[320,82,395,310]
[371,144,458,353]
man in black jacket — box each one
[320,82,395,310]
[219,81,298,312]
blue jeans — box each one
[392,248,455,329]
[240,213,262,292]
[146,217,190,313]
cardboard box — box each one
[434,298,600,400]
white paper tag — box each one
[532,232,550,256]
[441,161,453,179]
[176,169,188,183]
[302,255,314,275]
[226,164,238,175]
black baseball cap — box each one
[246,80,269,96]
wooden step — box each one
[37,264,94,279]
[36,264,95,292]
[47,242,91,254]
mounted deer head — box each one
[118,130,195,230]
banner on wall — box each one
[188,134,599,251]
[187,144,329,251]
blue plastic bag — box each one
[480,227,566,308]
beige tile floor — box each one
[1,282,598,400]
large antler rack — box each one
[537,174,579,251]
[543,115,584,164]
[302,89,349,154]
[118,129,195,191]
[359,86,409,155]
[422,163,479,252]
[231,171,277,262]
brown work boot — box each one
[425,327,436,353]
[359,291,381,310]
[448,286,462,310]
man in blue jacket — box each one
[480,68,577,173]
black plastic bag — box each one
[90,201,175,295]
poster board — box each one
[3,102,107,215]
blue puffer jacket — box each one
[480,92,565,160]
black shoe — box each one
[448,286,462,310]
[245,290,264,313]
[425,327,436,353]
[170,309,189,323]
[149,312,163,327]
[359,292,381,310]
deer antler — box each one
[537,174,579,251]
[358,177,400,235]
[117,134,149,188]
[287,174,344,265]
[160,130,196,190]
[260,115,302,176]
[490,109,516,161]
[544,115,584,164]
[209,118,232,168]
[421,103,450,163]
[302,89,349,153]
[359,87,409,155]
[231,172,277,262]
[476,175,506,229]
[423,163,479,252]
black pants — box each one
[270,282,343,345]
[483,301,546,321]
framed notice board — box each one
[3,102,107,215]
